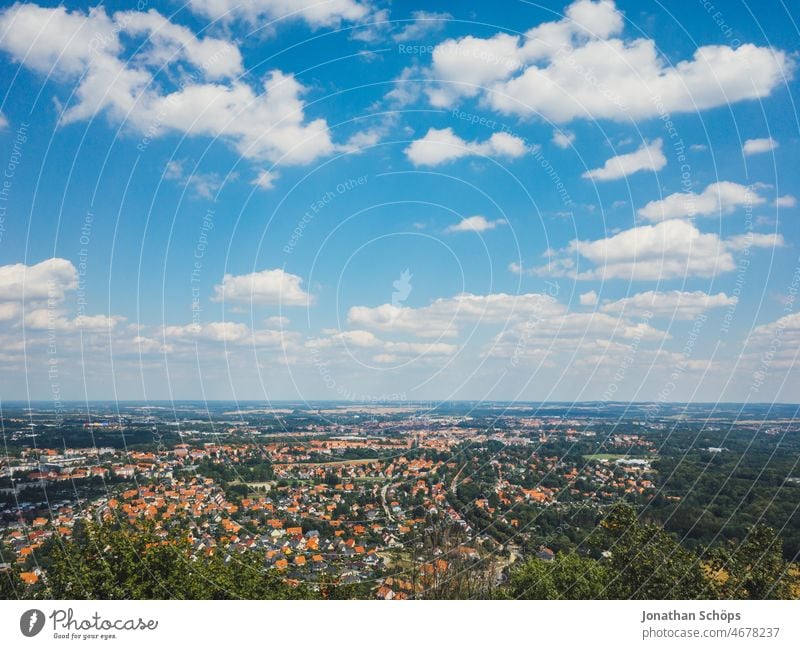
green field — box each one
[582,453,628,461]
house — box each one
[20,571,39,585]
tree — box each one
[599,503,710,599]
[705,524,792,599]
[42,522,315,600]
[505,553,610,599]
[0,567,22,599]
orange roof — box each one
[20,572,39,585]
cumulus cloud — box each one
[579,290,598,306]
[552,129,575,149]
[25,310,124,332]
[162,321,294,347]
[534,220,782,281]
[252,170,279,191]
[307,329,457,360]
[743,137,779,156]
[445,215,506,233]
[582,139,666,181]
[725,232,785,252]
[394,11,451,42]
[0,258,125,333]
[775,194,796,208]
[487,311,666,356]
[344,289,667,371]
[421,0,791,122]
[349,292,568,338]
[164,160,234,199]
[637,181,766,222]
[600,290,737,319]
[574,220,733,280]
[405,127,528,165]
[0,258,77,302]
[212,268,312,306]
[740,312,800,372]
[185,0,372,27]
[0,4,344,165]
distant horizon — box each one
[4,399,799,407]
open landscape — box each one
[2,401,798,599]
[0,2,799,645]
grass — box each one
[583,453,629,461]
[273,458,379,468]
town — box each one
[2,401,799,599]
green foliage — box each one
[0,567,22,599]
[599,504,709,599]
[40,523,315,600]
[506,553,610,599]
[504,505,795,600]
[704,524,793,599]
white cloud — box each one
[743,137,779,156]
[445,215,506,233]
[394,11,451,42]
[405,127,528,166]
[252,170,279,191]
[0,259,126,334]
[725,232,784,252]
[348,292,565,338]
[212,268,312,306]
[487,311,666,356]
[336,127,384,153]
[162,321,296,348]
[582,139,666,181]
[307,329,457,358]
[579,290,598,306]
[0,112,7,129]
[535,219,783,280]
[422,0,791,122]
[385,66,424,107]
[131,335,172,355]
[775,194,796,208]
[164,160,234,199]
[572,220,732,280]
[345,289,668,371]
[0,303,20,322]
[600,290,737,319]
[0,258,77,302]
[185,0,372,27]
[25,310,124,332]
[741,312,800,372]
[638,181,766,222]
[0,5,343,166]
[552,129,575,149]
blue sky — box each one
[0,0,798,403]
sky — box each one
[0,0,798,404]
